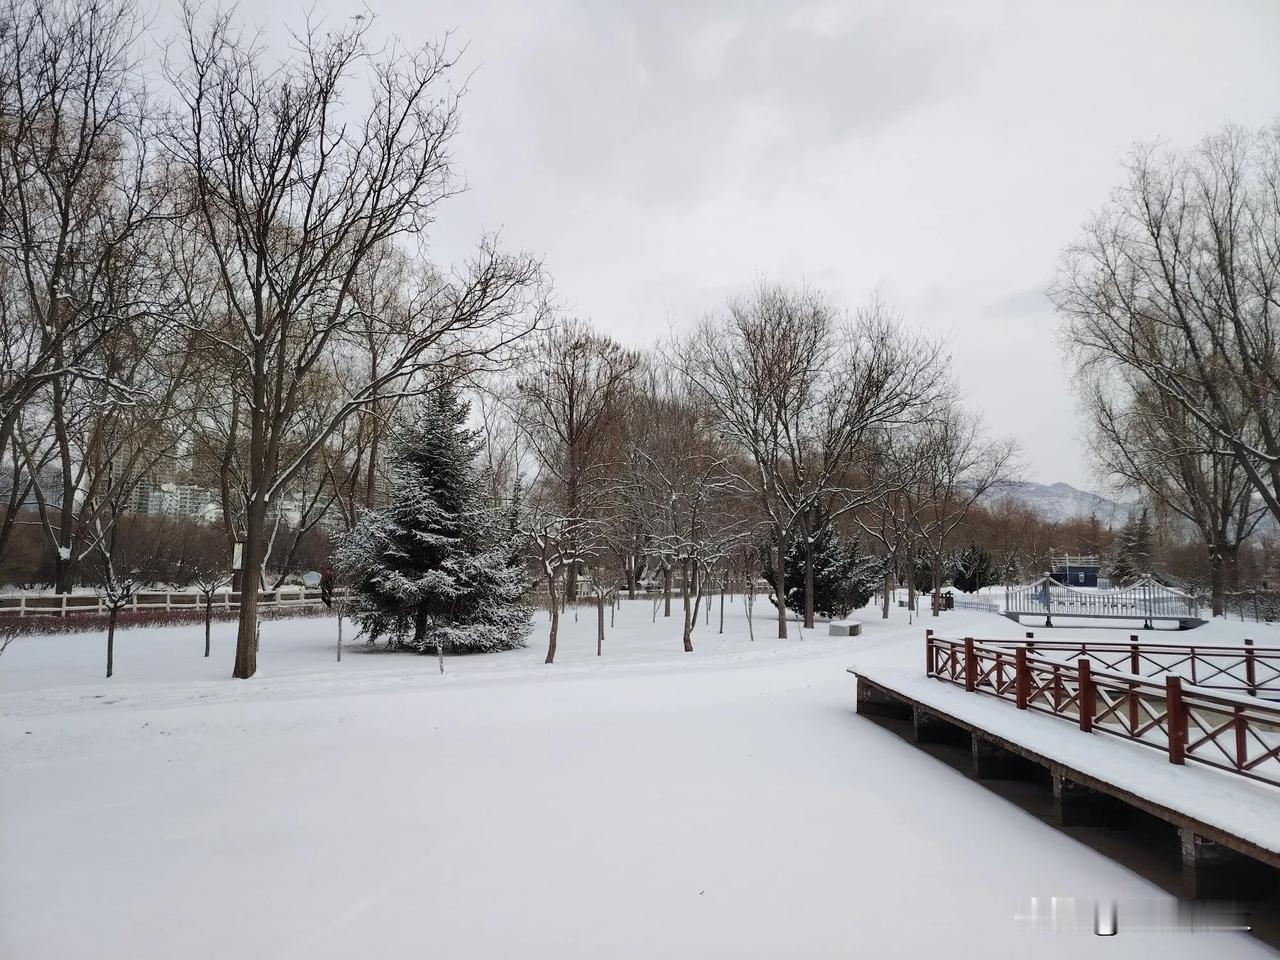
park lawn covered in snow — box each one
[2,599,1279,959]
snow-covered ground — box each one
[2,599,1278,959]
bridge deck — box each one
[849,663,1280,869]
[1003,610,1207,629]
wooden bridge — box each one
[850,631,1280,901]
[1003,575,1204,630]
[926,633,1280,783]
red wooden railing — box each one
[925,633,1280,787]
[931,633,1280,697]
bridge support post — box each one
[856,677,911,719]
[912,706,962,745]
[1179,829,1276,900]
[971,734,1023,779]
[1051,774,1116,827]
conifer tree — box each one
[952,545,994,593]
[337,389,530,654]
[1106,508,1153,585]
[762,512,882,619]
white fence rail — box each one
[0,588,346,618]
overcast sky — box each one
[162,0,1280,491]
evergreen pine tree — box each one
[336,389,530,654]
[913,555,949,594]
[1106,516,1135,583]
[953,545,994,593]
[1130,507,1153,573]
[1083,511,1102,557]
[1106,508,1153,585]
[761,513,883,619]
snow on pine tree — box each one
[336,389,530,655]
[1106,508,1153,585]
[761,516,883,620]
[952,545,995,593]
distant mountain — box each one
[989,481,1134,526]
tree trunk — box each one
[775,523,788,639]
[106,608,117,678]
[597,593,604,656]
[232,496,267,679]
[931,562,942,618]
[681,559,693,652]
[545,572,559,664]
[364,406,381,508]
[800,511,816,629]
[204,594,213,658]
[663,565,672,618]
[882,570,893,619]
[803,537,815,629]
[52,375,76,595]
[0,474,30,563]
[719,575,725,634]
[54,554,74,595]
[337,605,343,662]
[746,579,756,641]
[1209,549,1225,618]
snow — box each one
[2,601,1277,959]
[849,662,1280,856]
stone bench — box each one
[828,620,862,637]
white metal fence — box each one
[0,588,346,618]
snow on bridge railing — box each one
[928,633,1280,697]
[925,632,1280,787]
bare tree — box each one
[0,0,165,580]
[681,284,944,633]
[526,512,600,664]
[515,317,638,602]
[782,299,946,626]
[164,9,546,677]
[87,506,189,680]
[1053,122,1280,523]
[680,284,828,638]
[912,406,1017,615]
[856,430,930,619]
[188,564,232,659]
[633,370,746,651]
[1083,370,1266,614]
